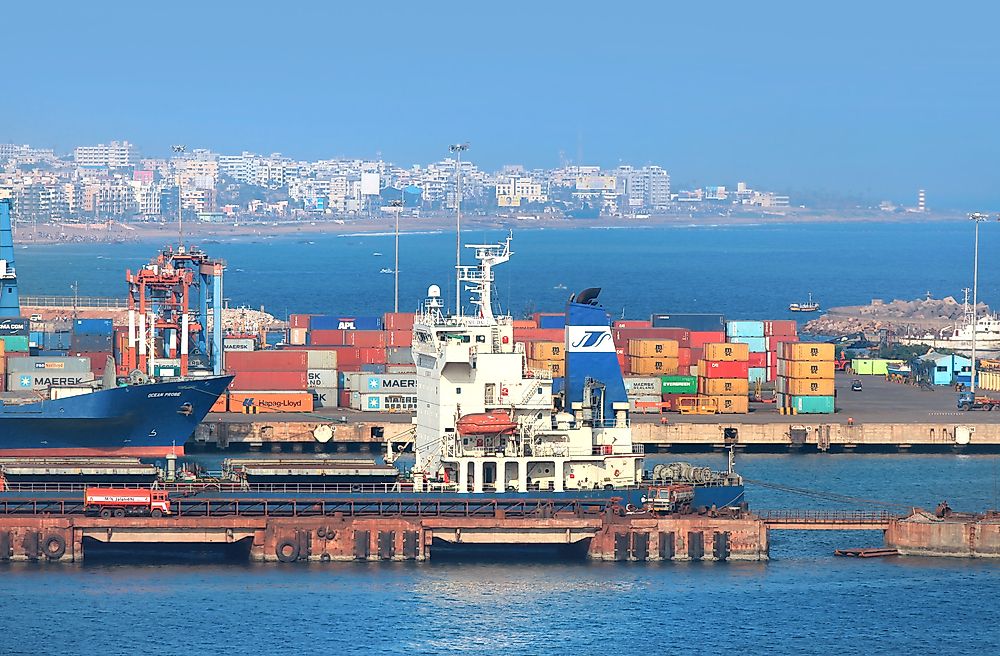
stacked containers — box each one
[0,317,30,354]
[660,374,698,410]
[224,350,314,413]
[776,342,836,413]
[698,342,750,413]
[764,320,799,381]
[726,320,766,384]
[527,341,564,377]
[71,319,113,375]
[623,376,661,411]
[305,350,338,408]
[345,372,418,412]
[627,338,679,376]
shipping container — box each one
[661,375,698,395]
[677,347,693,368]
[725,320,765,338]
[629,395,663,413]
[623,377,661,397]
[513,319,538,329]
[698,360,750,379]
[650,313,725,332]
[289,314,314,330]
[305,350,337,370]
[529,341,563,360]
[748,367,767,383]
[688,331,726,349]
[704,342,749,362]
[613,320,651,329]
[979,371,1000,391]
[68,351,114,376]
[361,364,388,373]
[780,394,835,414]
[614,327,690,348]
[383,312,415,331]
[225,350,308,372]
[230,371,308,391]
[386,347,413,365]
[210,394,229,413]
[223,338,256,352]
[0,317,29,336]
[777,360,835,379]
[307,369,338,389]
[715,395,749,414]
[513,328,564,342]
[627,339,678,358]
[6,356,92,373]
[535,313,566,330]
[348,372,418,393]
[699,378,749,396]
[659,393,698,411]
[765,335,799,351]
[764,320,798,337]
[729,336,766,353]
[308,329,387,348]
[70,335,113,352]
[629,356,679,375]
[776,377,836,396]
[778,342,835,362]
[748,352,768,368]
[8,371,95,390]
[228,391,314,413]
[352,392,418,412]
[73,319,114,335]
[387,364,417,374]
[289,328,308,345]
[309,316,382,331]
[338,389,352,407]
[527,359,564,376]
[850,358,905,376]
[154,365,179,377]
[311,387,338,408]
[387,330,412,347]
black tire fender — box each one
[316,526,327,539]
[43,534,66,560]
[276,538,300,563]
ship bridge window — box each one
[476,335,486,343]
[456,387,462,394]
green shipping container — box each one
[851,358,904,376]
[1,335,29,352]
[782,394,835,414]
[661,375,697,395]
[154,365,179,377]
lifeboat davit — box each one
[456,410,517,436]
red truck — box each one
[84,488,172,518]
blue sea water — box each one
[7,222,1000,654]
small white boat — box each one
[380,268,395,274]
[373,252,383,256]
[789,293,820,312]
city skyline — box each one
[1,1,998,208]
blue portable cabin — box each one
[913,351,972,386]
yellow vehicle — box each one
[678,396,718,415]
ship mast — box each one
[456,233,512,323]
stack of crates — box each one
[725,321,767,384]
[776,342,836,413]
[627,338,679,375]
[527,341,564,377]
[698,342,750,414]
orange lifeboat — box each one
[456,410,517,436]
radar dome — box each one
[427,285,441,298]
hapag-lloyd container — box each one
[698,360,749,379]
[228,391,315,413]
[225,350,308,372]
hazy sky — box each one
[3,1,999,208]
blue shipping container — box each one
[538,315,566,330]
[361,364,387,374]
[730,336,767,352]
[71,335,113,351]
[748,367,767,382]
[29,331,44,348]
[74,319,114,335]
[786,394,835,414]
[651,313,725,331]
[725,321,765,338]
[45,331,73,350]
[309,316,383,331]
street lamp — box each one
[172,144,186,247]
[969,212,990,394]
[389,199,403,313]
[449,142,469,315]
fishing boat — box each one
[789,293,820,312]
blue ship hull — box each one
[0,376,232,457]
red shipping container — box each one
[225,350,308,372]
[748,352,768,368]
[338,390,352,407]
[230,371,308,390]
[387,330,412,347]
[514,328,564,342]
[617,349,628,374]
[69,351,114,376]
[309,330,387,347]
[764,320,798,337]
[677,347,693,368]
[383,312,415,331]
[289,314,314,329]
[689,331,726,349]
[319,346,387,366]
[698,360,749,379]
[513,319,537,329]
[614,320,651,329]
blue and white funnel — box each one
[0,199,20,318]
[564,287,627,420]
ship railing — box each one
[20,295,128,309]
[590,444,645,456]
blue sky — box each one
[3,1,999,208]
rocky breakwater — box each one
[804,296,989,337]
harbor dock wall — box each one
[886,512,1000,557]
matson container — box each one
[6,356,92,373]
[529,342,563,360]
[230,371,308,391]
[776,377,835,396]
[699,378,749,396]
[715,395,749,414]
[698,360,749,379]
[225,350,308,372]
[627,339,678,358]
[229,392,314,413]
[778,342,835,362]
[223,338,256,352]
[777,360,835,379]
[704,343,748,362]
[623,377,661,397]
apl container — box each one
[309,316,382,331]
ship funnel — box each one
[564,289,627,421]
[0,200,20,318]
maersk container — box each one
[349,372,418,392]
[725,321,765,338]
[311,387,338,408]
[660,375,697,395]
[729,336,767,353]
[309,315,382,331]
[9,371,96,390]
[223,338,256,352]
[624,376,661,397]
[307,369,338,389]
[651,313,725,332]
[784,394,835,414]
[747,367,767,383]
[73,319,114,336]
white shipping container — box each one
[224,338,256,352]
[623,377,661,397]
[49,387,94,400]
[289,328,308,346]
[307,369,338,389]
[352,392,418,412]
[311,387,338,408]
[9,371,96,390]
[7,356,92,373]
[386,347,413,365]
[306,350,337,370]
[348,372,418,393]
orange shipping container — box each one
[527,358,564,377]
[629,356,679,375]
[529,341,563,360]
[210,393,229,413]
[776,360,835,379]
[778,342,835,362]
[383,312,415,331]
[699,378,749,396]
[513,319,538,329]
[704,342,749,362]
[228,391,314,413]
[387,330,413,347]
[627,339,678,358]
[776,377,836,396]
[715,395,749,414]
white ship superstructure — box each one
[898,293,1000,356]
[410,235,643,493]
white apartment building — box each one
[74,141,136,168]
[495,177,547,207]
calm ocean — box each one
[6,222,1000,655]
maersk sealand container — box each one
[651,313,725,332]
